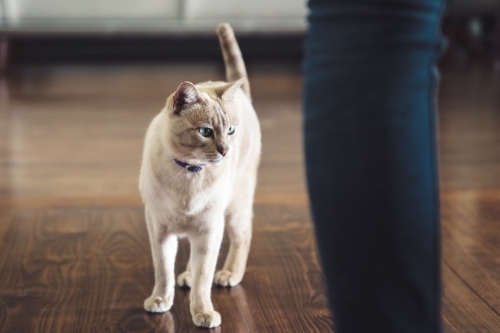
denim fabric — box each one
[303,1,444,332]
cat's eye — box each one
[199,127,212,137]
[227,126,236,135]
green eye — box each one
[199,127,212,137]
[227,126,236,135]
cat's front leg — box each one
[188,222,224,328]
[144,211,178,313]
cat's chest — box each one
[165,186,214,216]
[146,174,228,217]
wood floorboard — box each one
[0,62,499,332]
[438,65,500,333]
[0,206,331,333]
[442,197,500,312]
[441,263,500,333]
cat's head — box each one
[164,79,245,165]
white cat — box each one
[139,23,261,328]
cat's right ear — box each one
[173,81,199,115]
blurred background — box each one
[1,1,500,333]
[0,0,497,66]
[0,0,306,65]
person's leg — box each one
[303,1,444,332]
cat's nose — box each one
[216,144,229,157]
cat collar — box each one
[174,159,206,173]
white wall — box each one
[184,0,306,19]
[3,0,179,22]
[1,0,307,33]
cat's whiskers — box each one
[175,167,186,178]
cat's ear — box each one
[217,78,245,101]
[173,81,199,114]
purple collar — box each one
[174,159,206,172]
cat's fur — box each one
[139,23,261,328]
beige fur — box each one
[139,23,261,328]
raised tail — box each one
[216,23,251,100]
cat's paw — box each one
[144,295,173,313]
[177,271,192,288]
[214,269,241,287]
[192,310,221,328]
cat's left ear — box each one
[173,81,199,115]
[217,78,245,102]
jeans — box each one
[303,0,444,332]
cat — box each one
[139,23,261,328]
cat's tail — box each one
[217,23,251,100]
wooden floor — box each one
[0,61,498,332]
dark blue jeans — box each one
[303,1,444,332]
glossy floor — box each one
[0,62,499,332]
